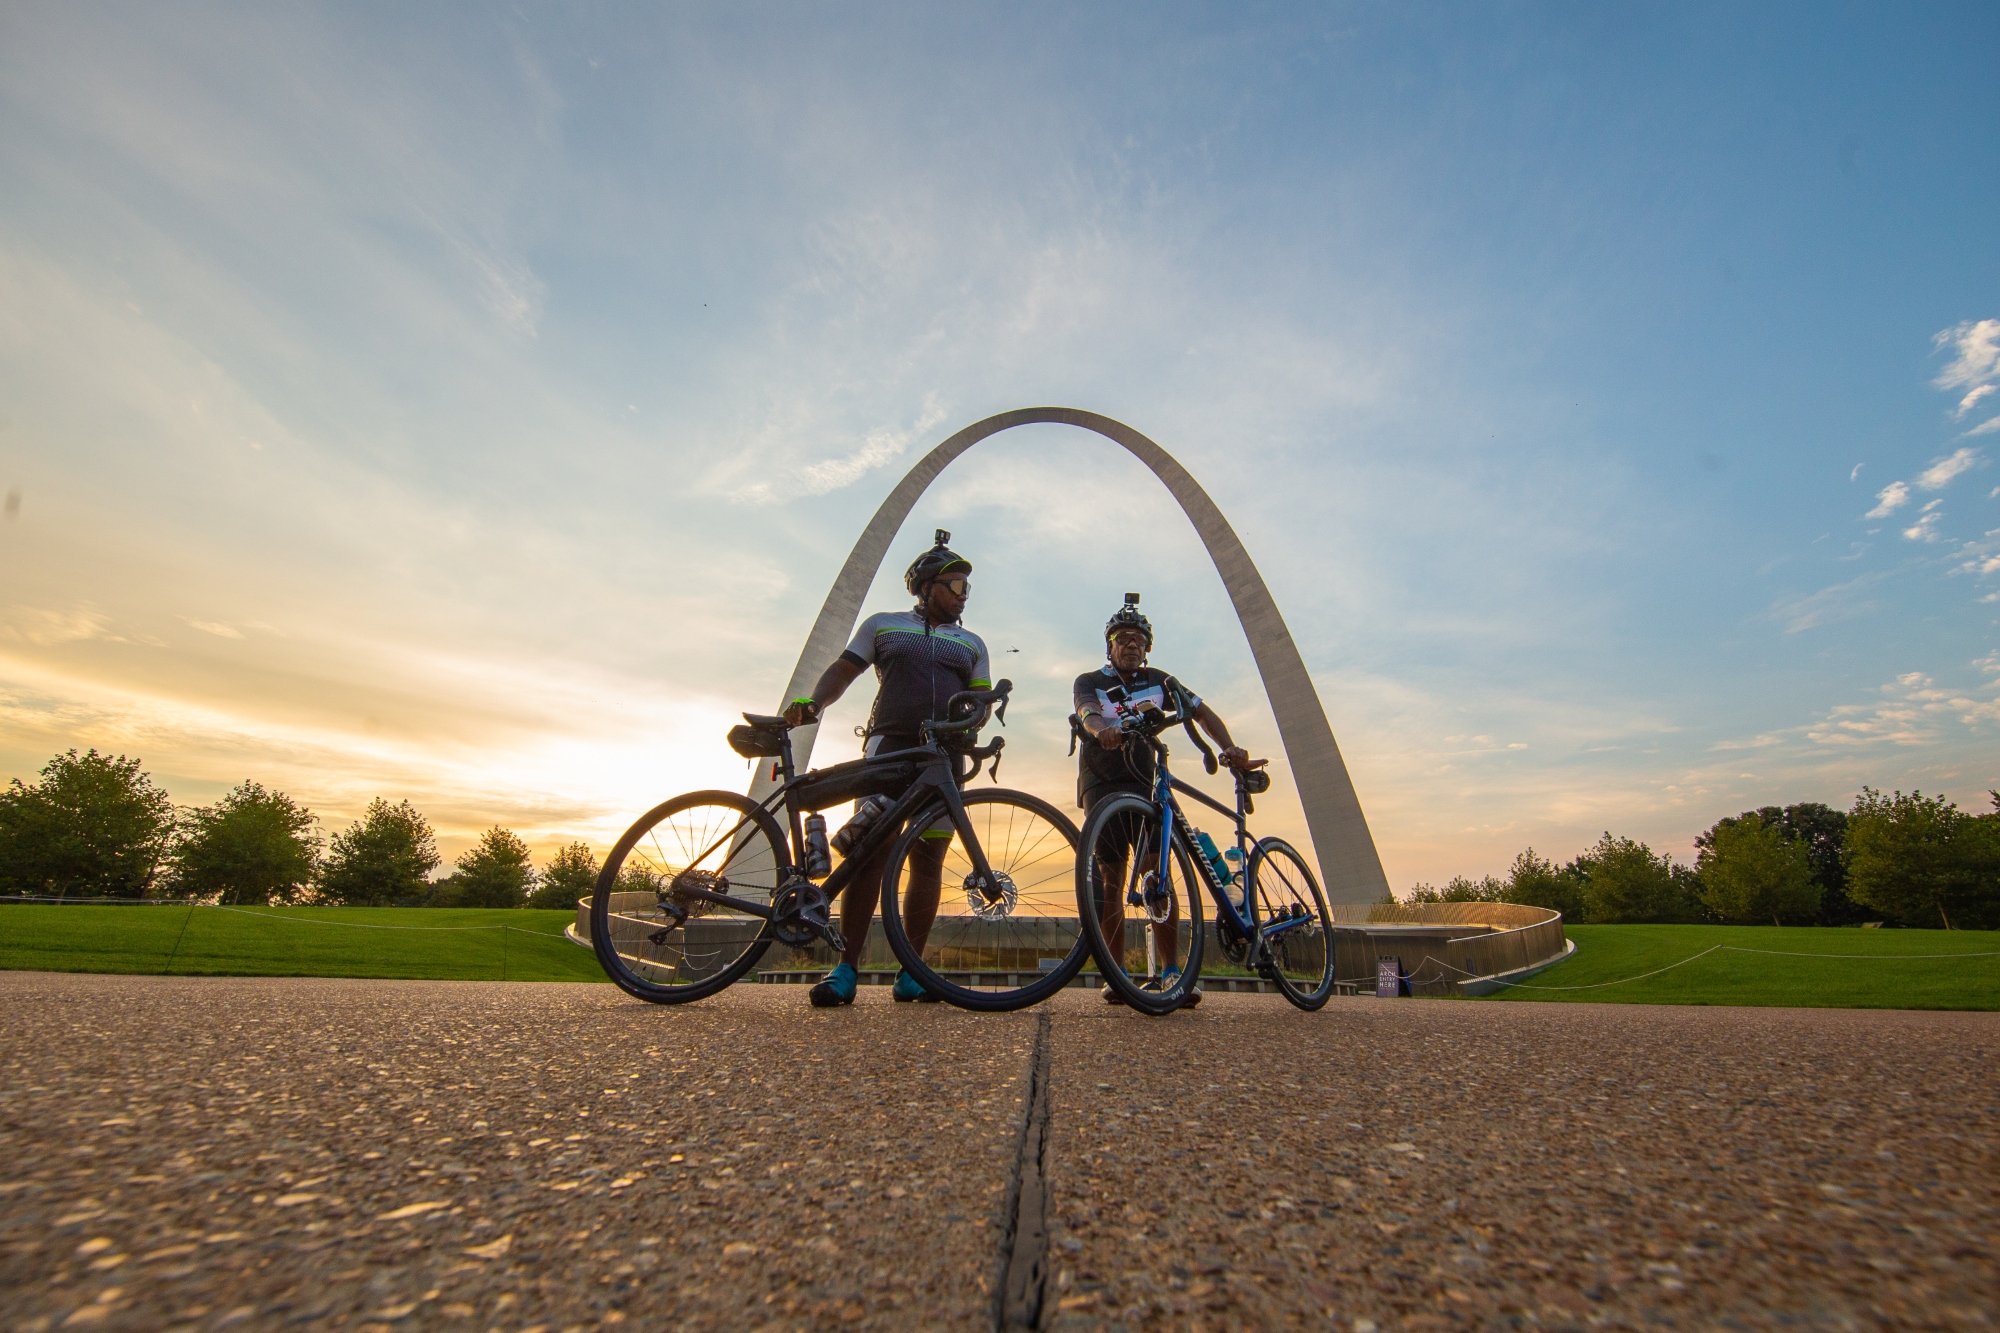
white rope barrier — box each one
[1441,942,2000,992]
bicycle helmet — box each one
[1104,592,1152,650]
[903,529,973,595]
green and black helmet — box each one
[1104,592,1152,651]
[904,529,973,595]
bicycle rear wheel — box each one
[1248,836,1336,1010]
[1075,793,1204,1015]
[880,788,1088,1011]
[591,791,786,1004]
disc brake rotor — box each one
[963,870,1018,920]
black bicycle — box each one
[589,681,1090,1010]
[1074,684,1337,1014]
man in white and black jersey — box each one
[1074,594,1264,1005]
[782,532,993,1007]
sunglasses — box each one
[934,577,971,596]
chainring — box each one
[770,879,831,948]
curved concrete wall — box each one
[752,407,1390,903]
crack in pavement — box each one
[994,1009,1053,1331]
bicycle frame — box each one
[662,734,1007,937]
[1129,723,1316,960]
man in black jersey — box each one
[781,533,992,1007]
[1074,595,1264,1004]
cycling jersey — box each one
[840,610,992,747]
[1072,665,1203,803]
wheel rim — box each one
[1252,841,1332,995]
[1081,798,1201,1002]
[602,798,782,991]
[889,791,1082,1000]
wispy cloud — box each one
[1919,445,1985,488]
[1770,574,1882,632]
[1955,529,2000,579]
[1804,664,2000,746]
[1903,499,1944,543]
[1864,480,1910,518]
[728,398,950,504]
[1964,416,2000,438]
[1935,318,2000,415]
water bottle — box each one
[803,813,831,879]
[1193,830,1232,885]
[832,795,890,857]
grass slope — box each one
[1486,924,2000,1010]
[0,904,606,983]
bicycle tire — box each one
[1075,792,1204,1015]
[591,790,787,1004]
[1248,836,1336,1011]
[880,788,1088,1011]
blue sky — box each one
[1,2,1995,888]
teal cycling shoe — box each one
[1158,965,1203,1008]
[892,969,946,1003]
[809,962,858,1008]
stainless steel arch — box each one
[754,406,1389,903]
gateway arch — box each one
[754,406,1389,904]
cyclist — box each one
[782,531,992,1007]
[1074,594,1264,1005]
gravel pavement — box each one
[0,973,1035,1332]
[1,973,1994,1333]
[1047,992,1997,1332]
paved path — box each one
[0,973,1993,1332]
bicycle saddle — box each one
[741,712,788,728]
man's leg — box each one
[901,834,950,958]
[837,840,894,969]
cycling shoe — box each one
[1159,966,1203,1008]
[892,969,926,1002]
[809,962,858,1008]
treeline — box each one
[0,749,615,911]
[1406,793,2000,930]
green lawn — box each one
[1485,924,2000,1010]
[0,904,607,983]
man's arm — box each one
[1075,678,1125,750]
[784,657,865,726]
[1192,701,1264,771]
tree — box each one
[1697,802,1859,925]
[0,750,177,898]
[1502,847,1586,921]
[1845,789,2000,930]
[440,826,535,909]
[1695,813,1820,925]
[1578,833,1702,923]
[1405,875,1506,904]
[318,799,439,906]
[174,781,320,905]
[528,841,598,911]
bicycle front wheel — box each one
[880,788,1087,1011]
[1075,793,1204,1015]
[591,790,786,1004]
[1249,836,1336,1010]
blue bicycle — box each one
[1073,685,1337,1014]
